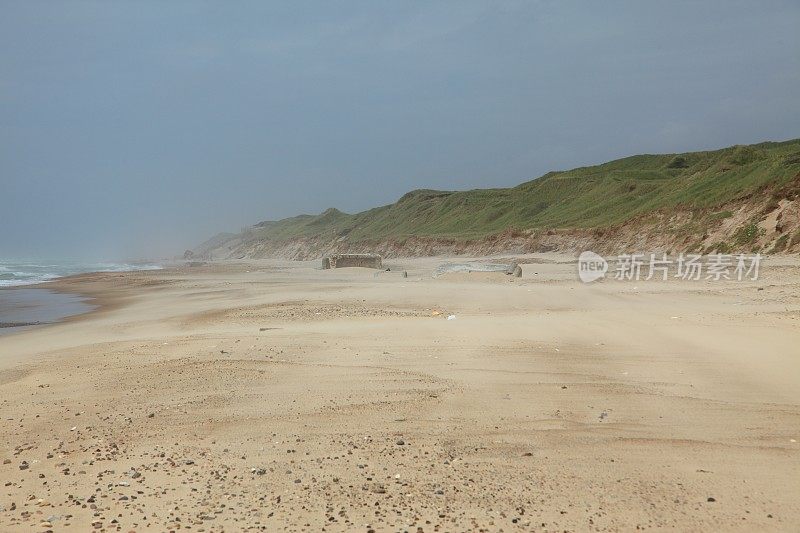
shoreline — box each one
[0,287,93,337]
[0,272,135,337]
[0,261,170,338]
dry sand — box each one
[0,255,799,532]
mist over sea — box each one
[0,260,162,287]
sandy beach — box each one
[1,255,799,532]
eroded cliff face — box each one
[195,187,800,261]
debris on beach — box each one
[434,261,514,277]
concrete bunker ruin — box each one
[322,254,383,269]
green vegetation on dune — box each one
[244,139,800,244]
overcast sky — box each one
[2,1,799,260]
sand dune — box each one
[0,255,799,531]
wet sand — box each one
[0,255,798,531]
[0,288,94,336]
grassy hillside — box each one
[239,139,800,246]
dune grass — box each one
[244,139,800,244]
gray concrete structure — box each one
[322,254,382,269]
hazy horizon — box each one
[2,1,799,260]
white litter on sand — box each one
[434,262,511,277]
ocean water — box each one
[0,260,162,287]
